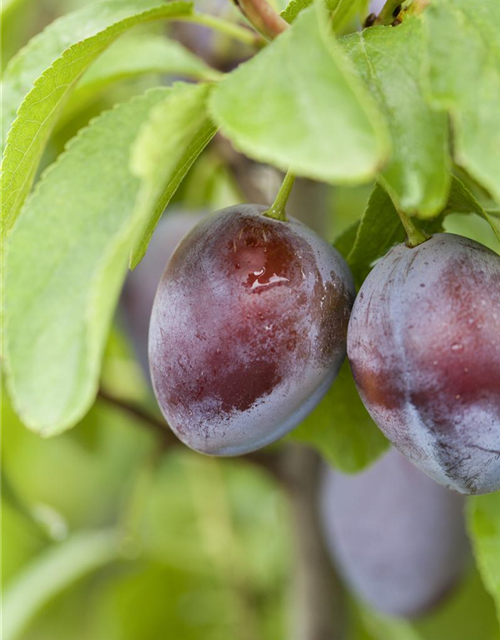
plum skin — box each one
[348,233,500,494]
[149,204,355,456]
[320,448,470,618]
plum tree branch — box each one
[232,0,288,40]
[97,388,281,473]
[279,445,347,640]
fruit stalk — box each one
[264,170,296,222]
[396,206,429,247]
[374,0,404,25]
[232,0,289,40]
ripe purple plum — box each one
[121,211,205,376]
[149,204,355,455]
[348,233,500,494]
[320,448,470,618]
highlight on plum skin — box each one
[149,204,356,456]
[320,447,470,618]
[347,233,500,495]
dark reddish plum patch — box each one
[149,204,355,455]
[348,233,500,494]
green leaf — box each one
[424,0,500,204]
[3,529,120,640]
[345,184,446,288]
[468,494,500,624]
[282,0,368,27]
[290,361,389,473]
[343,18,450,218]
[210,4,389,185]
[280,0,312,24]
[445,177,500,243]
[328,0,370,32]
[62,32,220,125]
[129,82,217,267]
[1,0,193,236]
[4,83,215,436]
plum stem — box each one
[374,0,403,25]
[231,0,289,40]
[264,170,296,222]
[396,207,430,247]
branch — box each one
[97,389,177,447]
[279,445,347,640]
[232,0,288,40]
[97,388,281,474]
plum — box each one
[320,448,470,618]
[149,204,355,455]
[121,211,205,376]
[348,233,500,494]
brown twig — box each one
[97,389,177,446]
[232,0,288,40]
[97,388,281,474]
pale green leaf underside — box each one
[344,19,450,218]
[291,361,388,473]
[3,529,119,640]
[425,0,500,204]
[61,32,220,126]
[468,494,500,623]
[4,83,215,436]
[210,5,389,184]
[1,0,193,236]
[130,82,217,267]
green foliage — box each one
[343,18,450,218]
[62,33,220,125]
[290,361,389,472]
[444,177,500,242]
[4,84,214,437]
[210,4,390,184]
[424,0,500,203]
[1,0,194,235]
[3,529,120,640]
[280,0,313,24]
[328,0,370,32]
[344,185,444,288]
[468,494,500,624]
[129,82,217,266]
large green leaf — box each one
[424,0,500,203]
[468,494,500,624]
[3,529,120,640]
[4,83,214,436]
[1,0,193,236]
[61,32,220,125]
[343,18,450,218]
[290,361,388,473]
[129,82,217,267]
[210,4,389,185]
